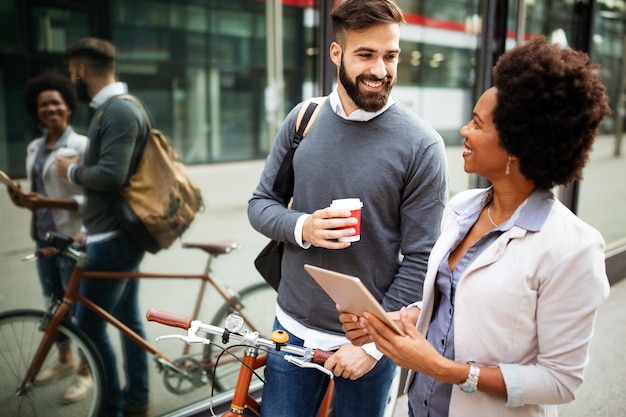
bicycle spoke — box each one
[0,310,105,417]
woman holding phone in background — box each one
[7,73,88,400]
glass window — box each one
[30,7,91,53]
[0,1,24,54]
[398,41,475,88]
[591,2,626,134]
[393,1,480,146]
[110,0,309,165]
[401,0,479,24]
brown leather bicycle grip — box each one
[146,308,193,330]
[35,247,58,258]
[313,349,333,364]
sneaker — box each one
[34,360,75,384]
[62,374,93,403]
[122,402,150,417]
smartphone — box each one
[0,169,20,192]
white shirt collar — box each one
[328,89,395,121]
[90,82,129,109]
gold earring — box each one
[505,156,511,176]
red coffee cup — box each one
[330,198,363,242]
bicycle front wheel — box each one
[204,282,277,392]
[0,309,106,417]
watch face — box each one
[460,383,476,393]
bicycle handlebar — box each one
[146,308,334,377]
[22,246,66,262]
[20,231,89,265]
[146,308,194,330]
[35,246,58,258]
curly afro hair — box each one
[23,73,79,124]
[492,37,611,189]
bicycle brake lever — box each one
[283,355,334,379]
[156,333,209,345]
[156,320,213,345]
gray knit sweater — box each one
[71,96,148,235]
[248,100,448,335]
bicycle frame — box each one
[19,257,180,393]
[18,237,265,396]
[223,347,264,416]
[13,234,336,416]
[211,343,335,417]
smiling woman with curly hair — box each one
[340,37,612,417]
[7,72,88,399]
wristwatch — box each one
[459,361,480,393]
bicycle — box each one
[0,231,276,417]
[147,307,336,416]
[148,308,403,417]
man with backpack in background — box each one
[247,1,448,416]
[56,37,150,417]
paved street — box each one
[1,137,624,416]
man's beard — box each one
[75,77,91,104]
[339,59,394,112]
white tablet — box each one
[304,264,405,335]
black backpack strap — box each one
[272,98,326,197]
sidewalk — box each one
[0,136,624,416]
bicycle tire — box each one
[204,282,277,392]
[0,309,106,417]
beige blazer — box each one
[25,127,88,238]
[405,188,609,417]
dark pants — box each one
[76,234,148,417]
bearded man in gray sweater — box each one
[57,37,150,417]
[248,1,448,416]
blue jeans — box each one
[36,238,76,348]
[75,234,148,417]
[260,318,397,417]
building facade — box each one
[0,0,624,177]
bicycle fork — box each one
[17,244,88,395]
[223,346,265,416]
[16,301,72,395]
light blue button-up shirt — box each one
[409,187,553,417]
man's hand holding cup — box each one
[55,147,79,179]
[303,198,363,249]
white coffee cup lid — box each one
[331,198,363,209]
[57,147,78,157]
